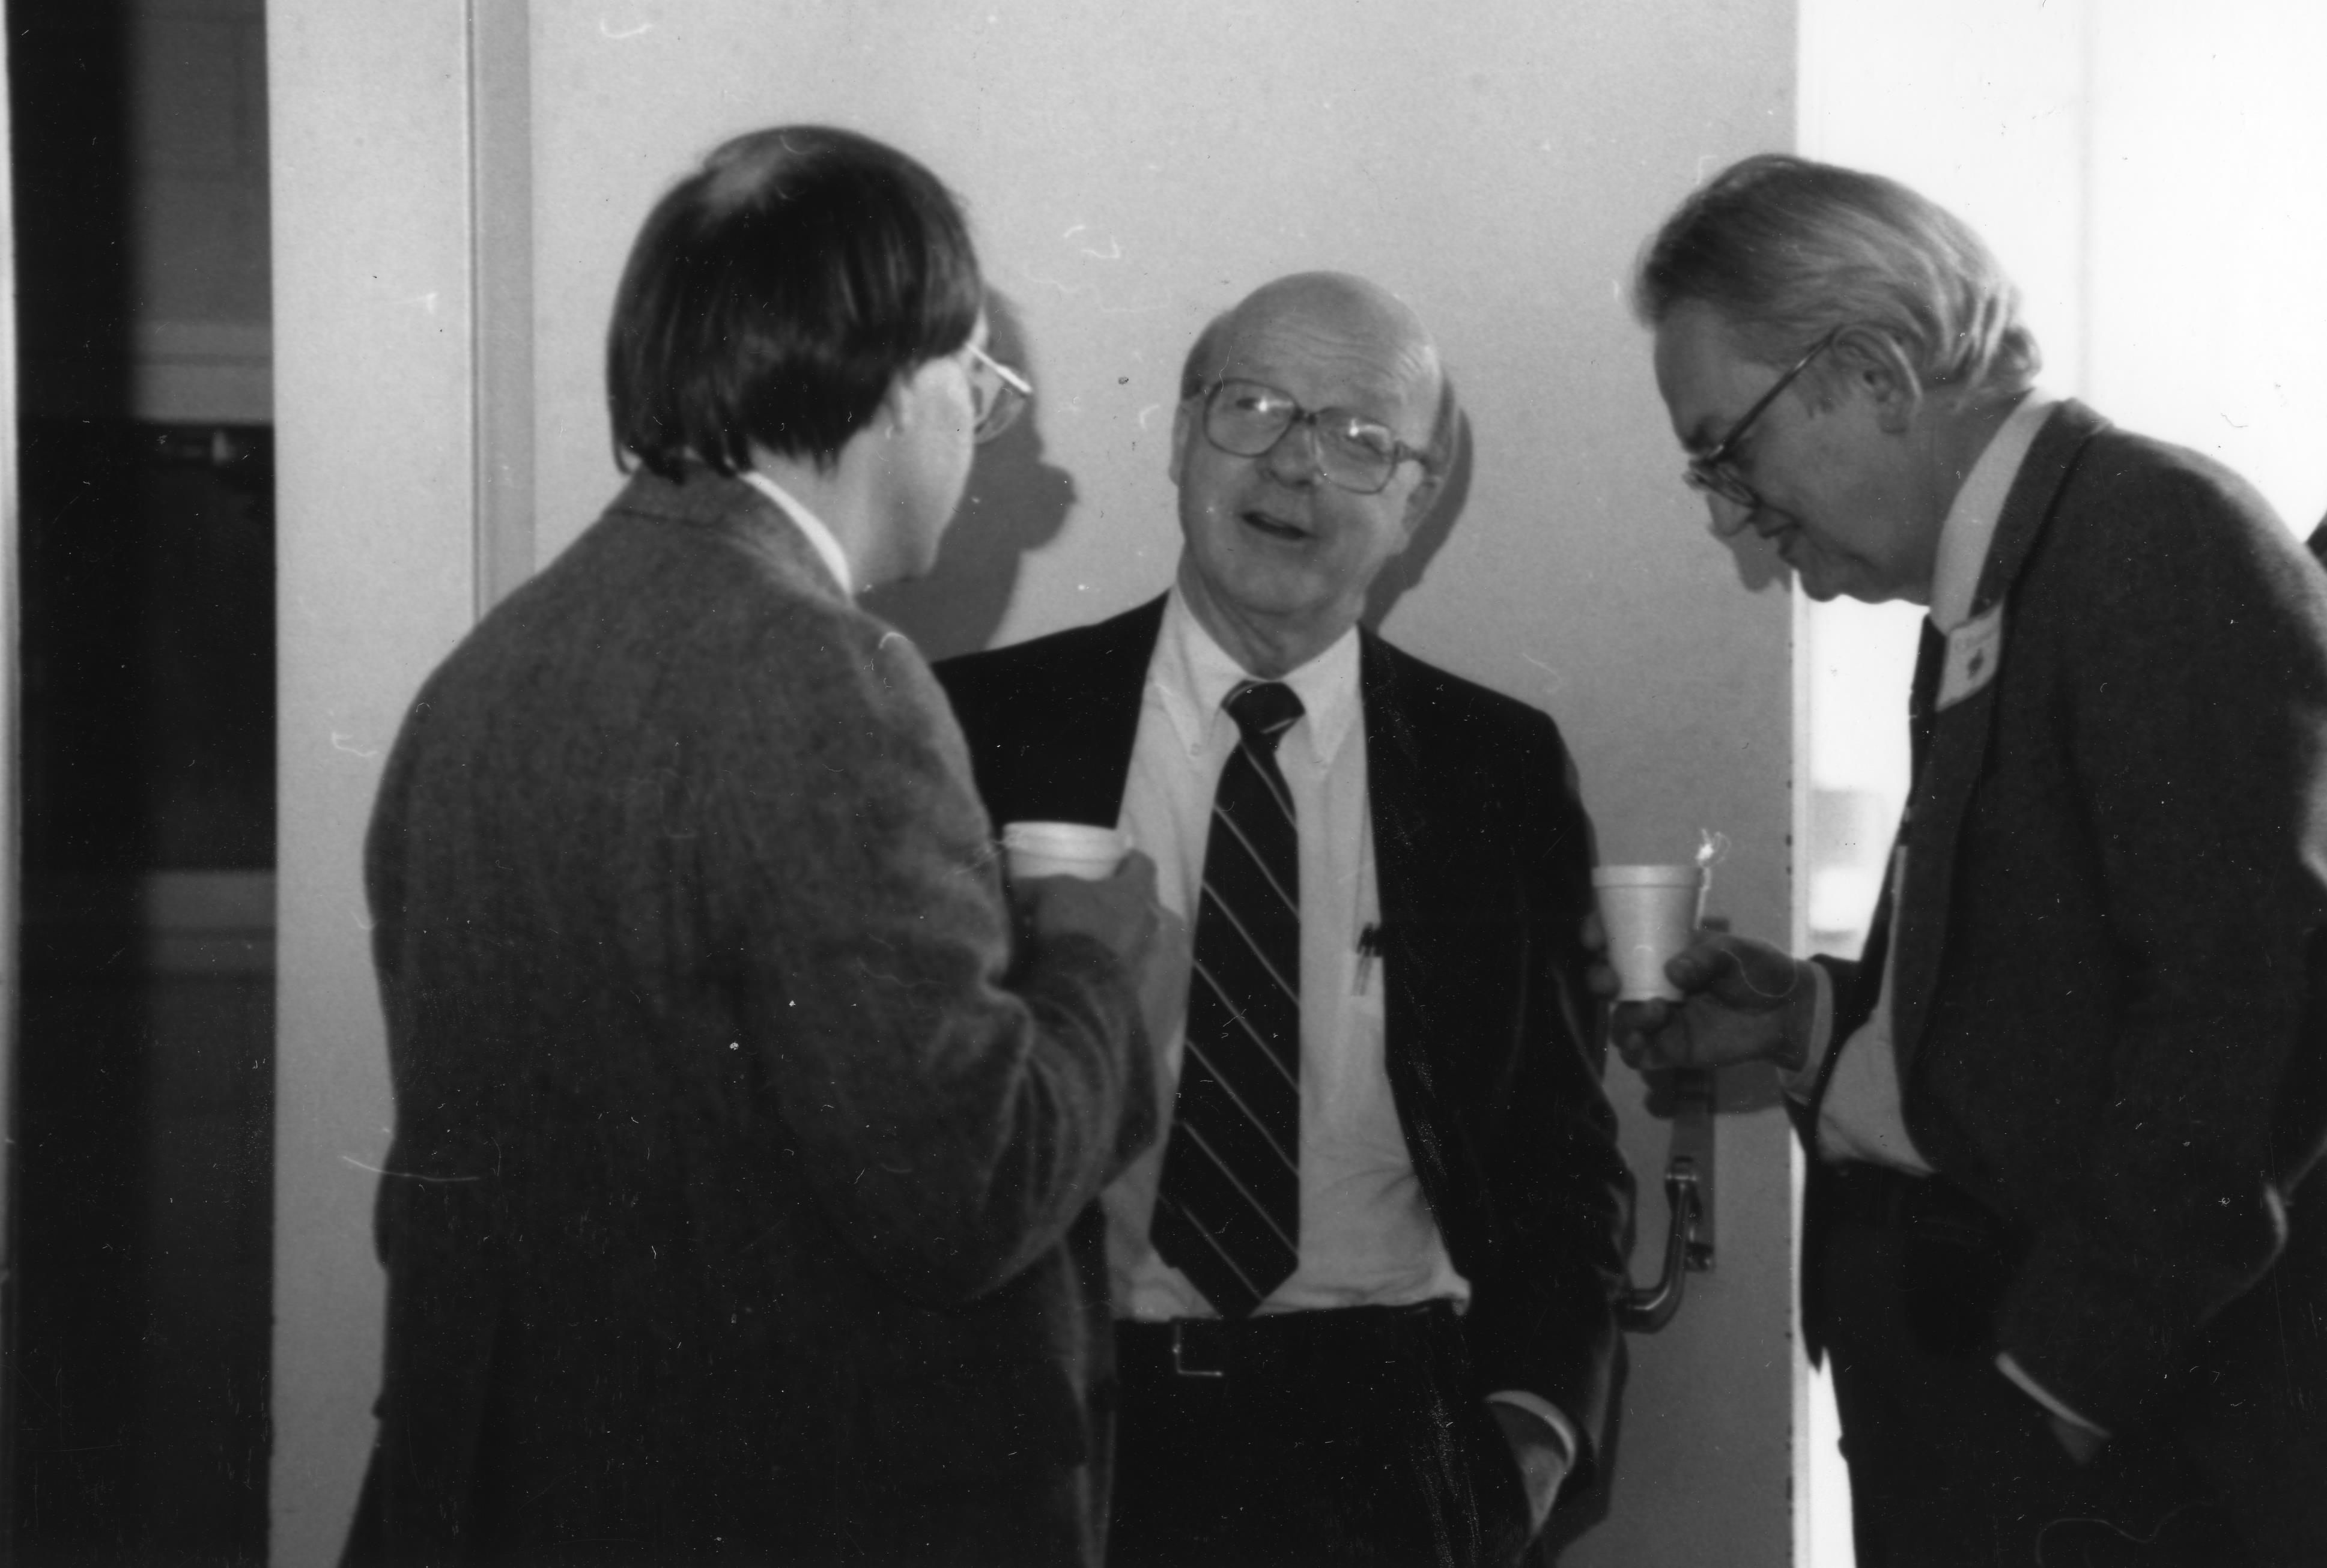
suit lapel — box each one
[1889,401,2110,1073]
[1359,629,1431,926]
[1357,632,1453,1162]
[1047,598,1164,823]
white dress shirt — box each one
[1110,590,1576,1459]
[1787,389,2058,1167]
[741,469,854,598]
[1108,589,1463,1319]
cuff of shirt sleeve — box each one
[1779,960,1835,1098]
[1995,1352,2111,1439]
[1485,1390,1578,1470]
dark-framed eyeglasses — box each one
[965,343,1033,444]
[1195,378,1434,496]
[1682,330,1839,509]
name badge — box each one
[1937,604,2004,710]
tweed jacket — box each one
[1807,402,2327,1513]
[935,596,1634,1486]
[348,467,1154,1567]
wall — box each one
[268,5,485,1563]
[272,4,1800,1563]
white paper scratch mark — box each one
[1008,263,1173,316]
[341,1155,481,1183]
[1521,652,1570,696]
[601,18,654,40]
[331,730,382,759]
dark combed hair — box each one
[606,125,983,479]
[1632,153,2039,398]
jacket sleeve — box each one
[1995,464,2327,1431]
[1460,714,1635,1490]
[698,607,1157,1307]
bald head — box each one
[1180,273,1454,467]
[1167,271,1455,677]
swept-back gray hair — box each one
[1633,153,2039,398]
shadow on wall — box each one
[1362,411,1472,632]
[865,292,1076,661]
[1370,410,1794,630]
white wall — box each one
[273,4,1803,1562]
[268,4,485,1563]
[2084,2,2327,535]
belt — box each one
[1116,1301,1452,1381]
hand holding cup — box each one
[1592,921,1818,1076]
[1003,823,1191,1058]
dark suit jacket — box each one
[1806,402,2327,1543]
[348,467,1154,1566]
[935,596,1634,1485]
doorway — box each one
[4,1,275,1561]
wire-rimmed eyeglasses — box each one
[1682,330,1839,510]
[965,343,1032,444]
[1195,378,1434,496]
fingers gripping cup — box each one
[1001,821,1129,882]
[1594,865,1708,1002]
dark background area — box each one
[6,0,276,1561]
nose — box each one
[1704,489,1759,539]
[1258,416,1326,488]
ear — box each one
[1838,327,1925,435]
[1167,398,1193,487]
[880,359,943,435]
[1397,465,1445,542]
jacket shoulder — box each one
[1364,632,1567,753]
[934,596,1165,709]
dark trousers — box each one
[1817,1164,2254,1568]
[1107,1303,1532,1568]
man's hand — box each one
[1015,852,1189,1050]
[1488,1403,1568,1539]
[1584,915,1816,1076]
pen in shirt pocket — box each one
[1353,922,1383,996]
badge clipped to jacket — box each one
[1938,604,2005,711]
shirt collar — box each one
[1928,390,2057,631]
[740,468,854,598]
[1151,587,1362,767]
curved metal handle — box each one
[1616,1157,1704,1333]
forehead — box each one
[1215,306,1436,434]
[1651,300,1765,452]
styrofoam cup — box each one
[1593,865,1708,1001]
[1001,821,1129,882]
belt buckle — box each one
[1170,1320,1226,1379]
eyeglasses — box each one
[963,343,1033,444]
[1195,378,1434,496]
[1682,331,1839,510]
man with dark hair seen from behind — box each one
[344,126,1180,1566]
[1619,153,2327,1566]
[938,271,1632,1567]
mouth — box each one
[1238,507,1314,545]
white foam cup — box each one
[1592,865,1708,1002]
[1001,821,1130,882]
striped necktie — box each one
[1151,679,1305,1317]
